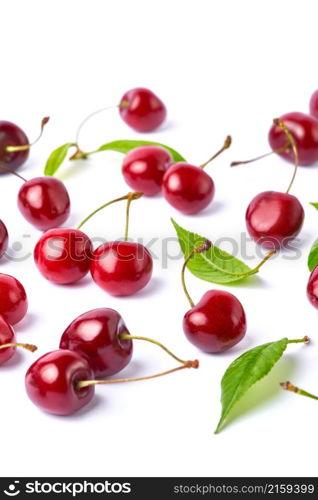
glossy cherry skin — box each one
[162,163,215,214]
[91,241,153,296]
[34,228,93,284]
[122,146,172,196]
[0,316,16,364]
[268,112,318,166]
[246,191,304,249]
[25,349,94,415]
[18,177,71,231]
[0,121,29,173]
[0,220,8,258]
[309,90,318,119]
[60,308,133,377]
[183,290,246,353]
[119,88,167,132]
[307,266,318,309]
[0,274,28,325]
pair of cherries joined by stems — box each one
[0,273,37,365]
[233,119,304,249]
[122,136,232,215]
[25,307,198,415]
[34,191,153,296]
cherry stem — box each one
[280,380,318,401]
[5,117,50,153]
[75,105,119,148]
[181,240,212,307]
[0,164,27,182]
[119,334,190,365]
[199,136,232,169]
[287,336,310,344]
[76,192,143,231]
[77,360,199,389]
[230,143,290,167]
[0,343,37,352]
[272,118,299,194]
[181,241,276,307]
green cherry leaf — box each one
[215,338,289,434]
[171,218,255,284]
[94,140,186,163]
[310,202,318,210]
[44,143,76,176]
[308,239,318,271]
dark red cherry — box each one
[59,308,133,377]
[119,88,167,132]
[0,121,29,173]
[307,266,318,309]
[25,349,94,415]
[183,290,247,353]
[18,177,70,231]
[0,273,28,325]
[162,163,215,214]
[91,241,153,296]
[246,191,304,249]
[122,146,172,196]
[0,316,16,364]
[268,112,318,166]
[34,228,93,284]
[309,90,318,119]
[0,220,8,258]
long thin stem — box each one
[287,336,310,345]
[125,194,134,241]
[75,105,118,146]
[199,136,232,169]
[76,192,143,231]
[280,381,318,401]
[0,164,27,182]
[181,241,212,307]
[6,117,50,152]
[119,334,189,365]
[77,360,199,389]
[273,118,299,194]
[0,343,37,352]
[230,143,290,167]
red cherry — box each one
[17,177,71,231]
[34,228,93,284]
[183,290,247,353]
[0,273,28,325]
[268,112,318,166]
[119,88,167,132]
[162,163,215,214]
[0,121,29,173]
[307,266,318,309]
[0,220,8,258]
[25,349,95,415]
[0,316,16,364]
[122,146,172,196]
[309,90,318,119]
[59,308,133,377]
[162,136,231,214]
[91,241,153,296]
[246,191,304,249]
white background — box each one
[1,0,318,478]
